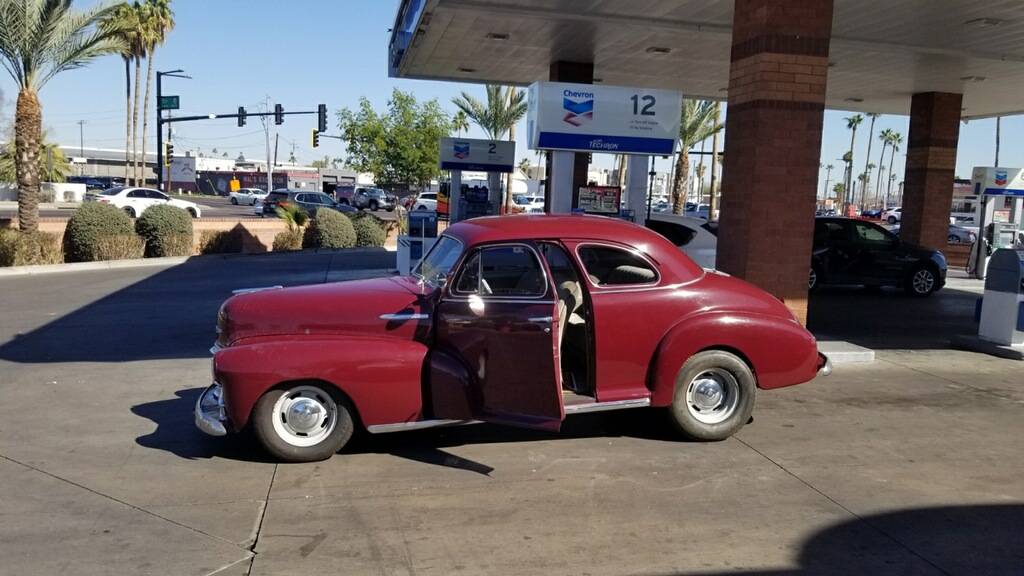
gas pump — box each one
[970,167,1024,279]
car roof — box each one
[648,213,710,227]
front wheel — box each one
[668,350,756,441]
[369,200,379,211]
[252,382,355,462]
[809,264,822,292]
[887,216,898,224]
[124,206,136,218]
[905,264,938,297]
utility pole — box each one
[262,96,273,191]
[995,116,1001,166]
[77,120,86,175]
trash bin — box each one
[978,248,1024,346]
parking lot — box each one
[1,253,1022,575]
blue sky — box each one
[0,0,1018,186]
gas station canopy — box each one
[390,0,1024,119]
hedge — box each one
[135,204,194,257]
[63,202,136,262]
[273,229,303,251]
[303,209,356,249]
[199,229,244,254]
[0,229,63,267]
[348,212,387,247]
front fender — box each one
[214,334,428,430]
[649,312,819,407]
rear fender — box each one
[649,312,819,407]
[214,335,428,430]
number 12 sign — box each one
[527,81,682,155]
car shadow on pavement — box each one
[659,504,1024,575]
[808,284,981,350]
[131,387,273,463]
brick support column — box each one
[900,92,963,250]
[545,61,593,211]
[718,0,834,324]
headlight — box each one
[216,304,229,347]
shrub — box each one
[349,212,387,247]
[135,204,194,257]
[63,202,135,262]
[199,229,244,254]
[303,209,356,249]
[273,229,303,251]
[93,235,145,261]
[0,229,63,267]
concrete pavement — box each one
[1,252,1022,575]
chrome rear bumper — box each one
[817,353,832,376]
[195,383,227,436]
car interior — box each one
[578,245,658,285]
[539,243,593,401]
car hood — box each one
[220,276,433,345]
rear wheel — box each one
[887,216,898,224]
[252,382,355,462]
[808,264,822,292]
[668,350,756,441]
[230,197,238,205]
[905,264,938,297]
[369,200,379,211]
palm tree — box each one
[0,0,122,231]
[518,157,531,176]
[670,100,723,214]
[451,85,527,212]
[885,131,903,208]
[139,0,174,189]
[843,114,864,209]
[451,110,469,137]
[0,131,70,184]
[102,3,141,186]
[874,128,894,206]
[860,113,880,207]
[823,163,834,201]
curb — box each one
[0,256,191,277]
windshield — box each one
[413,235,463,284]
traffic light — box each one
[317,103,327,132]
[274,103,284,125]
[237,106,246,127]
[312,128,320,149]
[164,142,174,166]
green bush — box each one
[348,212,387,247]
[0,229,63,267]
[135,204,194,257]
[273,229,303,251]
[303,209,356,249]
[93,235,145,261]
[63,202,136,262]
[199,229,244,254]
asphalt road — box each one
[1,253,1022,575]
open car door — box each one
[430,242,564,431]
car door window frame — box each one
[449,242,552,301]
[574,242,661,289]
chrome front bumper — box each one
[195,383,227,436]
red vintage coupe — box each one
[197,215,830,462]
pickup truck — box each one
[337,186,396,211]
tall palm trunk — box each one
[131,56,142,185]
[15,89,42,232]
[616,154,627,189]
[874,141,888,207]
[861,118,876,207]
[671,147,689,214]
[885,144,897,208]
[846,129,857,208]
[141,51,155,188]
[123,57,131,184]
[709,109,720,219]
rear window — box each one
[267,192,288,201]
[577,245,659,286]
[101,187,125,195]
[646,219,697,247]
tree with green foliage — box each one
[338,89,452,189]
[670,100,723,214]
[0,0,123,231]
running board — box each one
[366,398,651,434]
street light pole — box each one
[77,120,86,176]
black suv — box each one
[811,217,947,296]
[262,190,356,218]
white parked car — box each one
[91,187,202,218]
[883,207,902,224]
[413,192,437,211]
[513,194,545,213]
[645,214,718,269]
[229,188,266,206]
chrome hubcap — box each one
[685,369,741,425]
[912,269,934,294]
[271,386,337,447]
[808,268,817,289]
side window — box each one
[148,190,168,200]
[455,245,545,297]
[854,222,894,247]
[577,245,658,286]
[127,190,146,198]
